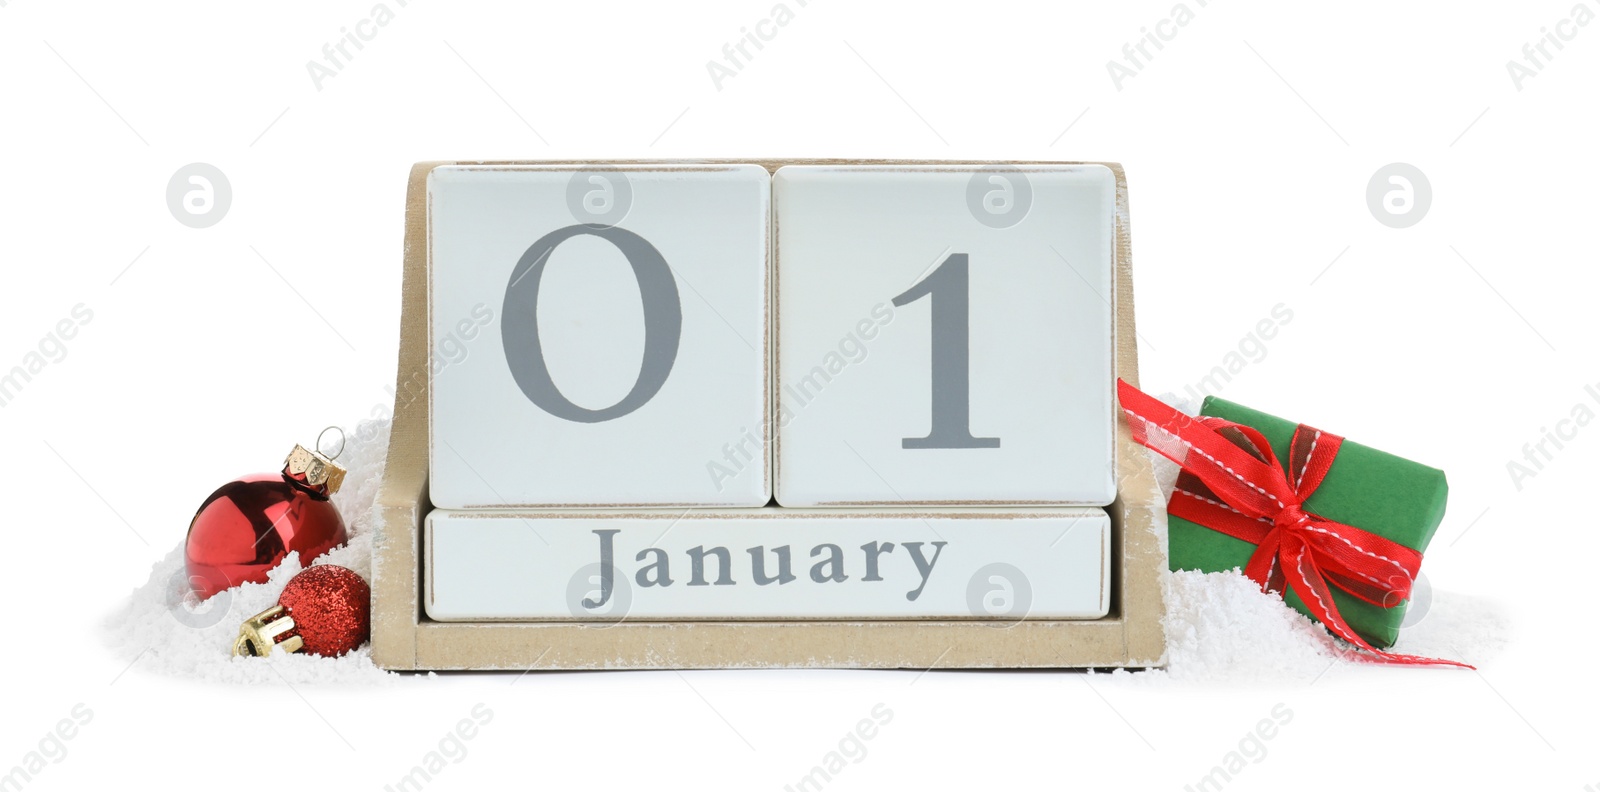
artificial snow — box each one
[105,410,1504,685]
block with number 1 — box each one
[428,165,771,508]
[773,165,1117,507]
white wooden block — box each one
[773,165,1117,507]
[424,508,1110,621]
[428,165,771,508]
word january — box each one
[583,529,946,608]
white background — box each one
[2,1,1596,789]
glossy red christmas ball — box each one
[278,565,371,657]
[185,455,348,599]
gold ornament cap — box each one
[283,427,346,494]
[232,604,305,657]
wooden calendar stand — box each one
[370,160,1168,670]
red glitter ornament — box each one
[185,434,349,599]
[278,565,372,656]
[233,565,372,658]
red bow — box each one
[1117,380,1469,668]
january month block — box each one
[424,508,1111,621]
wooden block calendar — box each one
[373,160,1168,670]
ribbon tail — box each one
[1242,527,1281,591]
[1284,543,1473,669]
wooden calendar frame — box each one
[371,160,1168,670]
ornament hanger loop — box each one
[316,426,346,461]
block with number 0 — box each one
[428,164,771,508]
[773,165,1117,507]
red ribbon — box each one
[1117,379,1470,668]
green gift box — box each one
[1168,396,1448,648]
